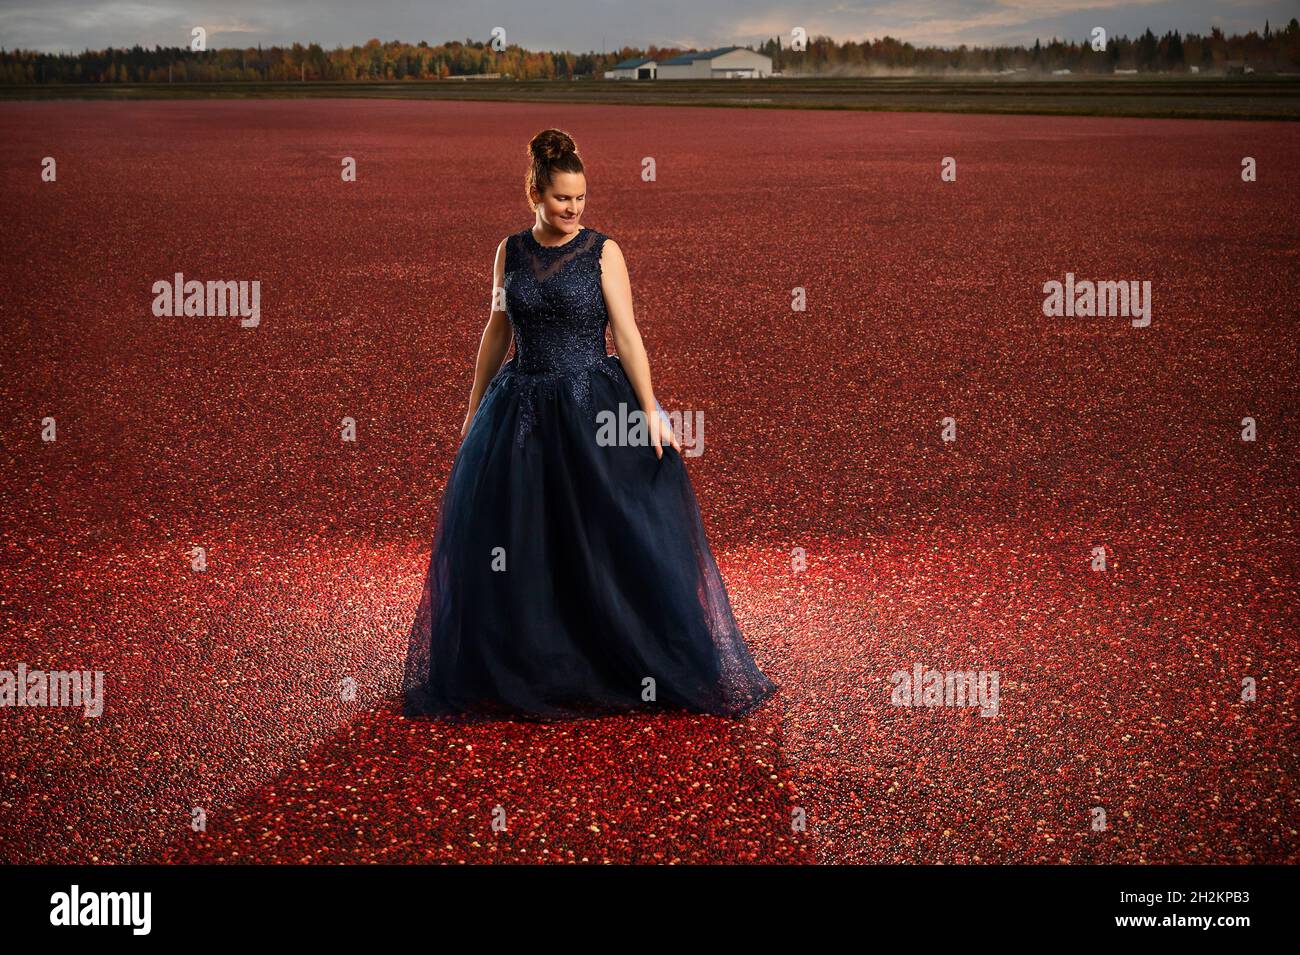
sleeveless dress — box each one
[400,226,778,722]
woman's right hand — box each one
[460,409,475,440]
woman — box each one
[401,128,777,722]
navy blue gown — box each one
[401,226,778,722]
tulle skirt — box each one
[400,353,778,723]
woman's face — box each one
[534,171,586,233]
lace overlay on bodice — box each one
[488,226,623,446]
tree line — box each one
[1,20,1297,85]
[761,21,1300,74]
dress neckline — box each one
[526,226,586,251]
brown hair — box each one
[525,129,584,208]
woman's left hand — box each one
[651,409,681,459]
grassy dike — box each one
[2,74,1298,120]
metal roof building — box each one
[656,46,771,79]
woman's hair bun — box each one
[529,129,577,163]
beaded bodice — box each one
[503,226,609,373]
[488,226,624,446]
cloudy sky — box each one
[0,0,1292,54]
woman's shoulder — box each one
[590,230,622,257]
[583,227,623,252]
[584,227,614,252]
[498,228,531,262]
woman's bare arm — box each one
[601,239,681,458]
[461,238,514,437]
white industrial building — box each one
[604,47,771,80]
